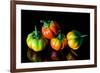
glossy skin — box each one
[51,38,61,51]
[50,35,67,51]
[26,32,47,52]
[42,21,59,39]
[42,27,53,39]
[67,30,83,50]
[50,21,59,35]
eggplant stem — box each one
[34,26,38,38]
[40,20,51,28]
[57,30,62,40]
[81,35,88,38]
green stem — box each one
[57,30,64,41]
[40,20,51,28]
[81,35,88,38]
[57,30,63,40]
[34,26,38,39]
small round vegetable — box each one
[26,26,48,52]
[41,20,59,39]
[67,30,87,50]
[50,31,67,51]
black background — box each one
[21,10,90,63]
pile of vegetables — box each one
[26,20,87,62]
